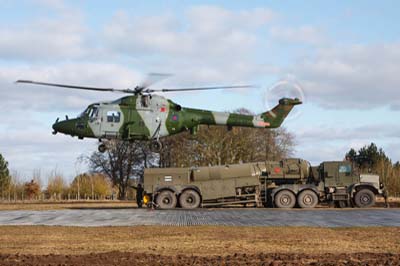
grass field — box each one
[0,226,399,255]
[1,200,399,264]
[0,201,137,210]
[0,226,399,265]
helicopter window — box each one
[107,111,121,123]
[140,96,150,107]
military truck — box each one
[142,159,386,209]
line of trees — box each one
[346,143,400,196]
[0,160,114,201]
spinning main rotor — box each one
[16,73,254,95]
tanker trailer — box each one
[143,162,265,209]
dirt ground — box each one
[1,252,399,266]
[0,226,399,265]
[0,201,137,210]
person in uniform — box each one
[131,183,144,208]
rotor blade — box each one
[137,73,173,91]
[147,85,255,93]
[15,80,133,93]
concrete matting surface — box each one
[1,208,400,227]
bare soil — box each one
[1,252,399,266]
[0,226,399,265]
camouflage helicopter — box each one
[16,74,302,153]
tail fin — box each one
[260,98,302,128]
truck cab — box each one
[315,161,385,208]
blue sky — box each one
[1,0,399,182]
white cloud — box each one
[296,124,400,142]
[269,25,325,45]
[290,43,400,110]
[0,3,86,61]
[103,6,276,84]
[0,63,142,112]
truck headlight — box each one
[143,195,150,204]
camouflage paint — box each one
[52,95,301,141]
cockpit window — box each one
[87,106,99,122]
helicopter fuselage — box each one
[52,94,301,142]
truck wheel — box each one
[354,189,375,208]
[297,190,318,208]
[274,190,296,208]
[179,190,201,209]
[156,190,177,209]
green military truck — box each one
[142,159,386,209]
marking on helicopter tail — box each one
[212,112,229,125]
[257,121,270,127]
[160,107,166,112]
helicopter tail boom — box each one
[258,97,302,128]
[193,97,301,129]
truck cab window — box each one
[107,111,121,123]
[339,165,351,176]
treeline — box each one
[346,143,400,196]
[0,163,114,201]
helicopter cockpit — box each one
[80,105,99,122]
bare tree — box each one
[84,140,156,200]
[160,108,295,167]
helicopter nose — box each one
[52,119,76,135]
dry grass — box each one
[0,226,399,256]
[0,201,136,210]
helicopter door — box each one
[87,105,102,137]
[99,106,123,139]
[135,95,157,138]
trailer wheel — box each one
[354,189,375,208]
[179,189,201,209]
[156,190,177,209]
[297,190,318,208]
[274,190,296,209]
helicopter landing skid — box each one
[98,142,107,153]
[150,140,162,152]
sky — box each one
[1,0,399,182]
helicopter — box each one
[16,74,302,153]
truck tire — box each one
[297,190,318,208]
[156,190,177,209]
[274,190,296,209]
[354,189,375,208]
[179,189,201,209]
